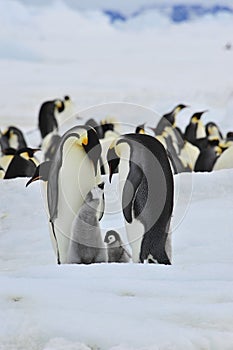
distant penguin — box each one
[194,139,222,172]
[135,123,146,134]
[38,99,64,139]
[4,148,40,179]
[213,142,233,170]
[0,126,27,151]
[104,230,131,263]
[66,183,107,264]
[107,133,174,264]
[184,110,207,146]
[205,122,223,141]
[26,125,102,264]
[156,104,188,135]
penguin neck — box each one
[9,134,18,149]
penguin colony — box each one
[1,98,233,265]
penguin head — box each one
[87,182,105,201]
[135,123,146,134]
[2,147,17,156]
[208,138,222,155]
[26,161,52,187]
[191,110,208,123]
[81,127,102,176]
[107,143,120,183]
[104,230,121,245]
[54,99,65,113]
[226,131,233,142]
[173,104,188,114]
[17,147,40,159]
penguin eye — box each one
[108,235,115,243]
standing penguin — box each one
[26,125,102,264]
[194,139,222,172]
[66,183,106,264]
[184,111,207,146]
[104,230,131,263]
[107,133,174,264]
[156,104,188,135]
[38,99,65,139]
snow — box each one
[1,1,233,349]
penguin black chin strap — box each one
[50,220,61,265]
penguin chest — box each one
[196,121,206,139]
[54,146,97,262]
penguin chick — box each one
[66,184,107,264]
[104,230,131,263]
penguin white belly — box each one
[0,155,14,171]
[125,219,144,262]
[213,146,233,170]
[53,141,97,263]
[196,121,206,139]
[180,142,200,170]
[9,134,18,149]
[117,143,145,262]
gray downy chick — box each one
[66,183,107,264]
[104,230,131,263]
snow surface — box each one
[1,1,233,349]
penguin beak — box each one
[82,136,88,146]
[109,163,113,183]
[26,175,42,187]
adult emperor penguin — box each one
[156,104,188,135]
[107,133,174,264]
[26,125,102,264]
[66,183,106,264]
[184,111,207,146]
[0,126,27,151]
[4,148,40,179]
[194,138,222,172]
[38,99,65,139]
[104,230,131,263]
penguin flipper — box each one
[122,161,143,224]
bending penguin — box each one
[66,183,106,264]
[107,133,174,264]
[38,99,64,139]
[104,230,131,263]
[27,125,103,264]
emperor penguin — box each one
[26,125,103,264]
[104,230,131,263]
[107,133,174,264]
[194,138,222,172]
[135,123,146,134]
[213,137,233,170]
[0,126,27,151]
[156,104,188,135]
[184,110,207,146]
[66,183,107,264]
[205,122,223,141]
[38,99,64,139]
[4,148,40,179]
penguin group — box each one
[148,105,233,173]
[1,99,233,266]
